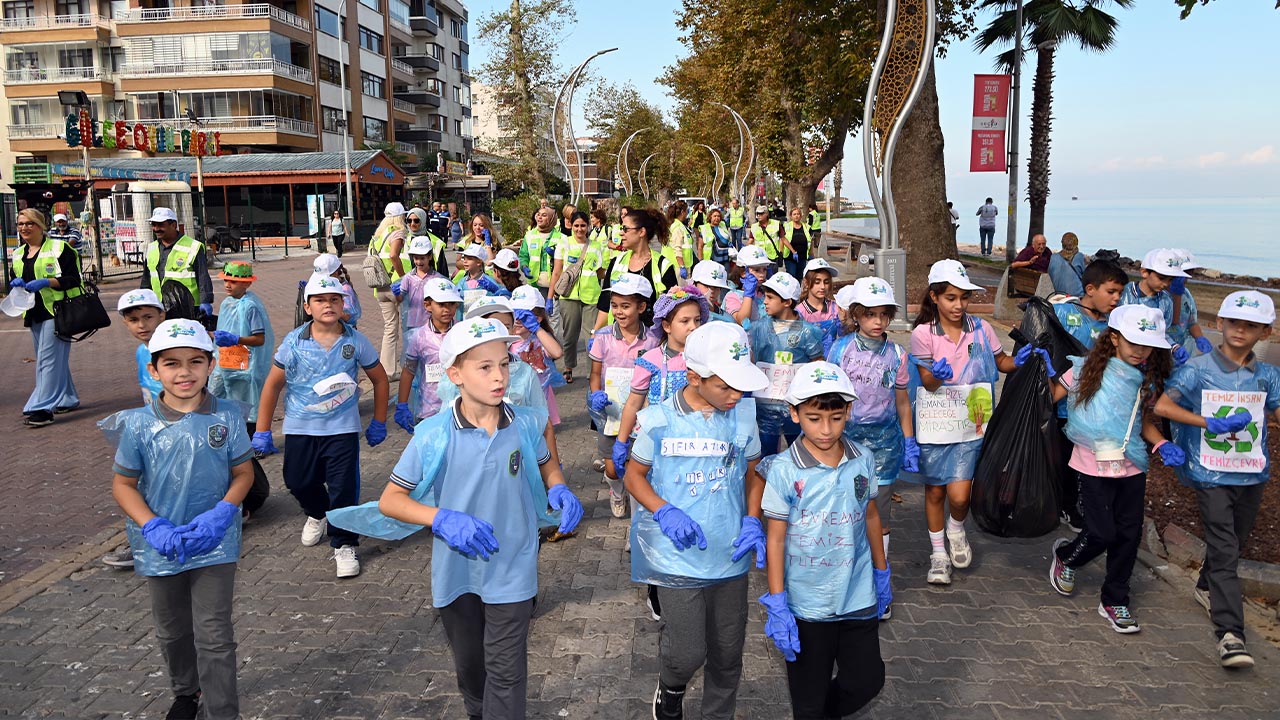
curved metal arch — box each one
[551,48,617,204]
[638,153,656,199]
[619,128,648,197]
[697,144,725,204]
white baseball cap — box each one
[464,296,514,319]
[762,272,802,302]
[510,285,545,311]
[802,258,839,278]
[438,317,519,368]
[848,276,897,308]
[148,207,178,223]
[684,321,768,392]
[1140,248,1190,278]
[384,201,406,217]
[52,213,68,222]
[492,248,520,272]
[754,205,769,215]
[117,288,164,313]
[460,245,488,261]
[303,273,346,300]
[407,235,435,255]
[1172,249,1200,271]
[610,272,654,299]
[1107,304,1171,349]
[736,244,772,268]
[313,253,342,275]
[784,361,858,405]
[148,318,214,354]
[1218,290,1276,325]
[690,260,731,289]
[422,277,463,304]
[927,259,982,292]
[834,285,859,311]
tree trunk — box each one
[1026,45,1054,241]
[508,0,545,196]
[891,59,954,297]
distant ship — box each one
[1072,196,1079,201]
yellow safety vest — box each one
[11,237,81,316]
[728,206,746,229]
[751,219,788,260]
[669,220,694,268]
[609,250,674,295]
[808,209,822,232]
[371,225,411,281]
[146,234,204,299]
[785,222,813,254]
[556,237,604,305]
[523,227,563,287]
[698,222,732,259]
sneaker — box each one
[1193,586,1211,614]
[101,545,134,569]
[646,585,662,621]
[879,604,892,621]
[1060,510,1083,534]
[926,553,952,585]
[333,545,360,578]
[652,682,685,720]
[1049,538,1075,596]
[300,516,326,546]
[609,490,627,519]
[1218,632,1255,669]
[23,410,54,427]
[165,692,200,720]
[1098,603,1141,634]
[946,527,972,569]
[592,457,607,473]
[53,404,79,414]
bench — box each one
[995,266,1057,322]
[1006,267,1044,298]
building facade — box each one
[470,80,557,177]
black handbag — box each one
[53,282,112,342]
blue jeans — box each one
[25,319,79,413]
[730,227,745,248]
[979,227,995,255]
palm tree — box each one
[975,0,1133,241]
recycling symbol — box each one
[1204,406,1259,453]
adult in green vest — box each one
[141,206,213,316]
[369,201,409,378]
[666,200,694,279]
[698,207,734,266]
[519,206,563,294]
[9,208,83,426]
[749,205,790,270]
[807,202,823,260]
[593,207,679,331]
[727,198,747,247]
[549,210,605,383]
[403,206,449,276]
[782,206,813,279]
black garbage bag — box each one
[1011,296,1087,377]
[971,351,1064,538]
[294,283,309,328]
[161,279,216,330]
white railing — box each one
[136,115,316,136]
[121,58,312,83]
[4,66,106,83]
[113,4,310,31]
[395,140,416,155]
[1,13,111,30]
[391,58,413,76]
[7,123,63,139]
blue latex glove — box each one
[8,278,24,289]
[482,228,492,246]
[141,517,189,563]
[586,336,594,355]
[1205,410,1252,435]
[477,275,502,294]
[654,504,707,551]
[199,303,213,316]
[432,508,500,559]
[24,278,50,293]
[1169,277,1187,296]
[365,419,387,446]
[1014,345,1056,377]
[545,296,555,314]
[587,390,611,413]
[298,279,307,289]
[1173,345,1190,366]
[874,566,893,616]
[212,330,240,348]
[730,515,766,568]
[929,358,954,381]
[1157,441,1187,467]
[548,484,584,534]
[181,501,239,557]
[679,266,689,279]
[1195,336,1213,355]
[902,437,920,473]
[394,402,415,434]
[251,430,278,455]
[758,592,801,662]
[391,280,403,297]
[520,265,534,280]
[741,272,758,298]
[612,439,631,474]
[515,309,541,334]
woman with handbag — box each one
[8,208,82,426]
[548,211,603,384]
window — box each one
[426,113,445,131]
[427,43,443,60]
[363,116,386,141]
[322,105,349,133]
[459,83,470,107]
[315,6,344,37]
[451,52,460,69]
[55,0,87,16]
[6,50,37,71]
[101,46,125,73]
[459,51,468,72]
[453,118,462,136]
[58,48,93,69]
[358,25,383,55]
[317,56,348,87]
[450,18,466,40]
[389,0,409,26]
[452,85,459,103]
[422,77,443,95]
[358,0,378,9]
[450,18,458,36]
[3,0,35,20]
[360,71,384,98]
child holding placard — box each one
[749,272,825,457]
[908,260,1019,586]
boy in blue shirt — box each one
[1167,250,1213,355]
[106,319,254,720]
[623,320,769,720]
[1120,248,1192,364]
[253,274,391,579]
[758,362,890,720]
[328,317,584,720]
[1155,290,1280,669]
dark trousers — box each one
[243,423,270,514]
[330,234,344,257]
[1195,484,1266,640]
[147,563,238,720]
[1056,418,1082,524]
[1056,472,1146,606]
[760,432,800,459]
[439,593,535,720]
[787,617,885,720]
[282,433,361,547]
[656,574,749,720]
[979,227,995,255]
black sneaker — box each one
[652,682,685,720]
[23,410,54,427]
[165,692,200,720]
[646,585,662,622]
[53,404,79,414]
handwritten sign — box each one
[1199,390,1267,472]
[217,344,249,370]
[602,366,633,436]
[915,382,994,444]
[755,352,798,401]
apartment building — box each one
[470,80,557,177]
[1,0,473,181]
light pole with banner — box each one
[57,89,104,279]
[337,0,356,232]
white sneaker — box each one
[301,516,327,546]
[927,553,952,585]
[334,545,360,578]
[1193,586,1211,614]
[609,491,627,519]
[947,527,973,569]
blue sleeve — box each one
[630,410,657,465]
[760,465,793,521]
[1165,363,1200,405]
[390,440,424,490]
[1263,365,1280,412]
[225,415,253,467]
[245,305,267,336]
[744,423,762,461]
[535,430,552,466]
[273,337,292,367]
[112,422,143,477]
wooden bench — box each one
[1006,267,1044,298]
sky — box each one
[465,0,1280,204]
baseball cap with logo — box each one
[117,288,164,313]
[148,207,178,224]
[1171,248,1200,271]
[1218,290,1276,325]
[1140,248,1190,279]
[848,276,897,308]
[834,285,859,311]
[735,244,772,268]
[464,296,514,319]
[927,259,982,292]
[460,245,488,261]
[313,253,342,276]
[784,361,858,405]
[1107,304,1171,349]
[610,273,654,299]
[148,318,214,354]
[762,272,802,302]
[407,235,435,255]
[304,273,346,300]
[438,317,519,368]
[492,248,521,272]
[690,260,731,289]
[219,260,255,281]
[384,201,406,217]
[510,285,545,311]
[802,258,839,278]
[684,321,768,392]
[423,277,464,304]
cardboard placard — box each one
[1199,390,1267,472]
[915,382,995,444]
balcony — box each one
[391,58,414,78]
[397,127,442,142]
[395,140,417,156]
[409,16,438,35]
[122,58,313,84]
[390,18,411,37]
[7,123,63,140]
[0,13,111,31]
[402,54,440,72]
[114,3,310,31]
[392,98,416,114]
[4,66,108,84]
[394,90,440,107]
[137,115,316,136]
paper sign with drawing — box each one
[915,382,994,444]
[1199,390,1267,472]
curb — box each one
[0,527,127,615]
[1140,520,1280,605]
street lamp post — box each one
[337,0,355,230]
[183,107,207,241]
[1005,0,1024,263]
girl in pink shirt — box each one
[393,278,461,430]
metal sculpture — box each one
[638,153,656,199]
[552,48,617,205]
[697,144,725,204]
[717,104,754,204]
[617,128,648,197]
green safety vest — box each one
[785,222,813,254]
[146,234,204,299]
[669,220,695,268]
[609,250,674,295]
[555,236,604,305]
[412,233,448,268]
[371,225,411,281]
[808,209,822,232]
[751,219,788,260]
[523,227,563,286]
[11,237,81,316]
[728,206,746,229]
[698,222,732,258]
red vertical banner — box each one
[970,74,1010,172]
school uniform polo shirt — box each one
[390,399,551,607]
[908,314,1003,380]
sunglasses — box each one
[407,217,421,223]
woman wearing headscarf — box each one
[1047,231,1088,296]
